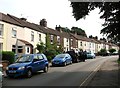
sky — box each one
[0,0,105,39]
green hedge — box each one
[1,51,15,64]
[44,49,59,61]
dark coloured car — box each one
[52,53,72,66]
[66,50,79,63]
[6,54,49,78]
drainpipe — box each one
[15,38,18,55]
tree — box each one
[71,26,87,37]
[70,2,120,60]
[36,42,45,53]
[109,48,116,54]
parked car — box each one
[0,64,2,82]
[52,53,72,66]
[78,51,87,62]
[86,52,96,59]
[6,54,49,78]
[66,50,79,63]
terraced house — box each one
[0,12,119,54]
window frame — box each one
[12,28,17,38]
[31,31,34,41]
[0,24,4,36]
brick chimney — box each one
[55,25,62,33]
[40,19,47,27]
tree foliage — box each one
[109,48,116,54]
[70,2,120,59]
[36,42,45,53]
[70,2,120,43]
[71,26,87,37]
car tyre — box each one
[26,69,32,78]
[43,66,48,73]
[64,62,67,66]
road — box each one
[2,56,117,87]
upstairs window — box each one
[0,24,3,36]
[12,28,17,38]
[57,36,60,45]
[50,35,54,44]
[71,39,73,46]
[39,34,41,41]
[31,31,34,41]
[80,42,82,46]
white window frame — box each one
[31,31,34,41]
[50,35,54,44]
[0,24,3,37]
[39,34,41,41]
[12,28,17,38]
[57,36,60,45]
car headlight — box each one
[6,67,8,70]
[18,66,25,70]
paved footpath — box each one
[87,56,119,87]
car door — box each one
[37,54,46,70]
[32,55,40,72]
[65,54,70,64]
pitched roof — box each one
[18,39,32,45]
[0,12,23,27]
[7,14,43,33]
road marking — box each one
[79,63,102,87]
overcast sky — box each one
[0,0,105,39]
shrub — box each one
[98,49,108,56]
[44,49,58,61]
[109,48,116,54]
[1,51,15,64]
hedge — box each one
[1,51,15,64]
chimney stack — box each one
[40,19,47,27]
[20,18,27,21]
[55,25,62,33]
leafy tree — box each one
[44,33,63,61]
[98,49,108,56]
[45,33,52,50]
[71,26,87,37]
[109,48,116,54]
[36,42,45,53]
[61,27,71,33]
[70,2,120,60]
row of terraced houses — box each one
[0,12,119,55]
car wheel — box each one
[64,62,67,66]
[70,61,72,64]
[26,69,32,78]
[43,66,48,73]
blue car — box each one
[6,54,49,78]
[86,52,96,59]
[52,53,72,66]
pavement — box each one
[87,56,119,87]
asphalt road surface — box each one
[2,56,117,87]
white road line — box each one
[79,63,102,87]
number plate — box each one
[55,62,59,64]
[9,70,16,73]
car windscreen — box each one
[55,54,66,59]
[15,55,32,63]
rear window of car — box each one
[55,54,66,58]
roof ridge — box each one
[7,14,23,26]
